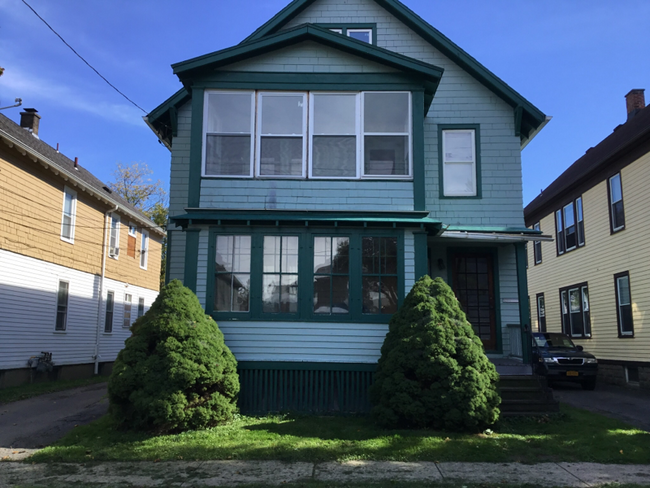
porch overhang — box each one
[439,226,552,243]
[171,208,442,232]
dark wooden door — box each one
[451,253,497,350]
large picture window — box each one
[608,173,625,233]
[209,230,402,322]
[203,90,412,179]
[555,196,585,255]
[441,128,478,197]
[614,271,633,337]
[559,283,591,338]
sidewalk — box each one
[2,460,650,487]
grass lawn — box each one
[31,403,649,464]
[0,376,107,404]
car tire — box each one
[581,378,596,391]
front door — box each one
[451,253,497,351]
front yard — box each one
[31,404,649,464]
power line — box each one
[20,0,148,114]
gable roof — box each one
[172,23,443,83]
[524,104,650,225]
[241,0,546,143]
[0,113,165,237]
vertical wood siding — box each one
[0,249,158,370]
[527,152,650,362]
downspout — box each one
[94,206,118,375]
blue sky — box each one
[1,0,649,206]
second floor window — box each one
[441,129,477,197]
[109,214,120,259]
[203,90,412,180]
[61,187,77,243]
[140,230,149,269]
[533,222,542,264]
[608,173,625,232]
[555,196,584,255]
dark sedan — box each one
[532,332,598,390]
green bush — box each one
[369,276,500,431]
[108,280,239,432]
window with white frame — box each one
[203,91,412,180]
[608,173,625,232]
[55,280,69,331]
[109,213,120,258]
[140,229,149,269]
[533,222,542,264]
[137,297,145,318]
[560,283,591,338]
[441,129,477,197]
[327,27,373,44]
[123,293,132,328]
[614,272,633,336]
[104,291,114,333]
[555,196,585,254]
[61,187,77,243]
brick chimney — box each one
[625,89,645,120]
[20,108,41,136]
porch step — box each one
[497,375,559,416]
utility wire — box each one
[21,0,148,114]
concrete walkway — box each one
[0,382,108,460]
[2,460,650,487]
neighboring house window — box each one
[262,236,299,313]
[109,214,120,258]
[137,297,145,318]
[214,235,251,312]
[555,196,585,255]
[203,90,412,180]
[210,230,402,321]
[140,230,149,269]
[536,293,546,332]
[559,283,591,338]
[104,291,114,333]
[313,236,350,314]
[614,271,633,337]
[533,223,542,264]
[55,280,69,331]
[608,173,625,233]
[441,128,478,197]
[362,237,399,314]
[127,223,137,258]
[60,187,77,243]
[327,27,373,44]
[123,294,132,328]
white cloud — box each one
[1,68,146,128]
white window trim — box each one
[255,91,308,179]
[563,201,577,252]
[109,213,121,259]
[609,173,625,232]
[60,186,77,244]
[104,290,115,334]
[329,28,343,34]
[123,293,132,328]
[54,279,70,332]
[616,275,633,336]
[128,222,138,237]
[441,129,477,197]
[533,222,542,264]
[140,229,149,270]
[347,28,373,44]
[202,90,256,178]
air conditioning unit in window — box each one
[109,247,120,257]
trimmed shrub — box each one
[108,280,239,432]
[369,276,500,431]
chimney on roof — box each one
[625,89,645,120]
[20,108,41,137]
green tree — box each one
[108,280,239,432]
[108,162,168,286]
[369,276,500,432]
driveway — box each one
[0,382,108,459]
[552,381,650,432]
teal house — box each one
[146,0,548,413]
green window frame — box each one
[206,227,404,323]
[438,124,481,199]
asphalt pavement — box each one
[0,382,108,458]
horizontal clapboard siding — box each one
[527,152,650,362]
[0,249,158,370]
[218,321,388,363]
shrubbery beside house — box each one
[108,280,239,433]
[370,276,500,431]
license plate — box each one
[566,371,579,377]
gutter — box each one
[440,230,554,242]
[0,130,165,238]
[94,206,117,375]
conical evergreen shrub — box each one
[108,280,239,432]
[369,276,500,431]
